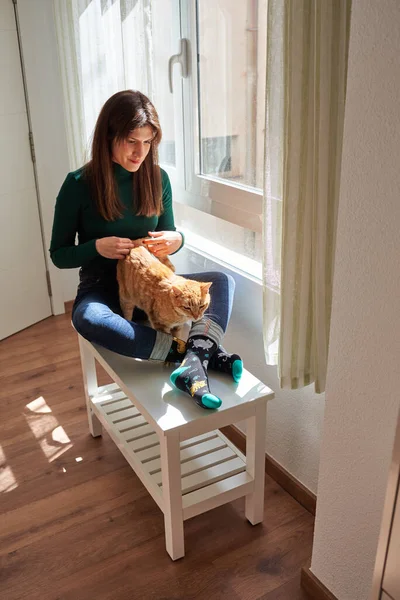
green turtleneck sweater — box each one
[49,164,184,271]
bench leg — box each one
[78,335,102,438]
[245,401,267,525]
[160,432,184,560]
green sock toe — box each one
[232,359,243,383]
[201,393,222,409]
[170,366,189,386]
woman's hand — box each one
[95,237,134,259]
[143,231,182,257]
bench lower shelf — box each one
[90,382,254,521]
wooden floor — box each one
[0,312,313,600]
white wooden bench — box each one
[77,334,274,560]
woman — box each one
[50,90,242,410]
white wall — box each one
[173,248,324,493]
[310,1,400,598]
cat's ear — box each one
[171,285,183,297]
[201,282,212,294]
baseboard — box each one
[220,425,317,516]
[64,300,74,313]
[301,567,338,600]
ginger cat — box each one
[117,245,212,335]
[130,237,175,271]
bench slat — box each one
[102,398,133,415]
[96,382,120,394]
[135,431,218,464]
[180,456,246,494]
[111,406,141,423]
[143,435,227,475]
[128,432,159,452]
[180,432,218,449]
[182,472,254,520]
[152,446,236,484]
[97,391,127,406]
[92,383,125,403]
[121,423,155,442]
[116,414,147,431]
[158,456,246,495]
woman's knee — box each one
[208,271,235,294]
[72,301,113,338]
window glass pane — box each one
[123,0,177,166]
[197,0,267,189]
[151,0,177,166]
[174,203,262,265]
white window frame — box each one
[164,0,263,235]
[154,0,186,195]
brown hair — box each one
[84,90,163,220]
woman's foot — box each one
[170,335,221,409]
[209,347,243,382]
[166,339,243,383]
[165,336,187,363]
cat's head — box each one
[171,280,212,321]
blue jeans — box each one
[72,269,235,359]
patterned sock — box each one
[170,335,221,409]
[165,339,243,383]
[209,346,243,382]
[165,337,187,363]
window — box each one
[161,1,267,266]
[56,0,268,268]
[197,0,266,191]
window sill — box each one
[179,228,262,284]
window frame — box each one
[152,0,186,195]
[169,0,263,235]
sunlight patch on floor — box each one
[0,444,18,493]
[25,396,73,462]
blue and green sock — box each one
[209,346,243,383]
[166,339,243,384]
[170,335,221,409]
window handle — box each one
[168,38,189,93]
